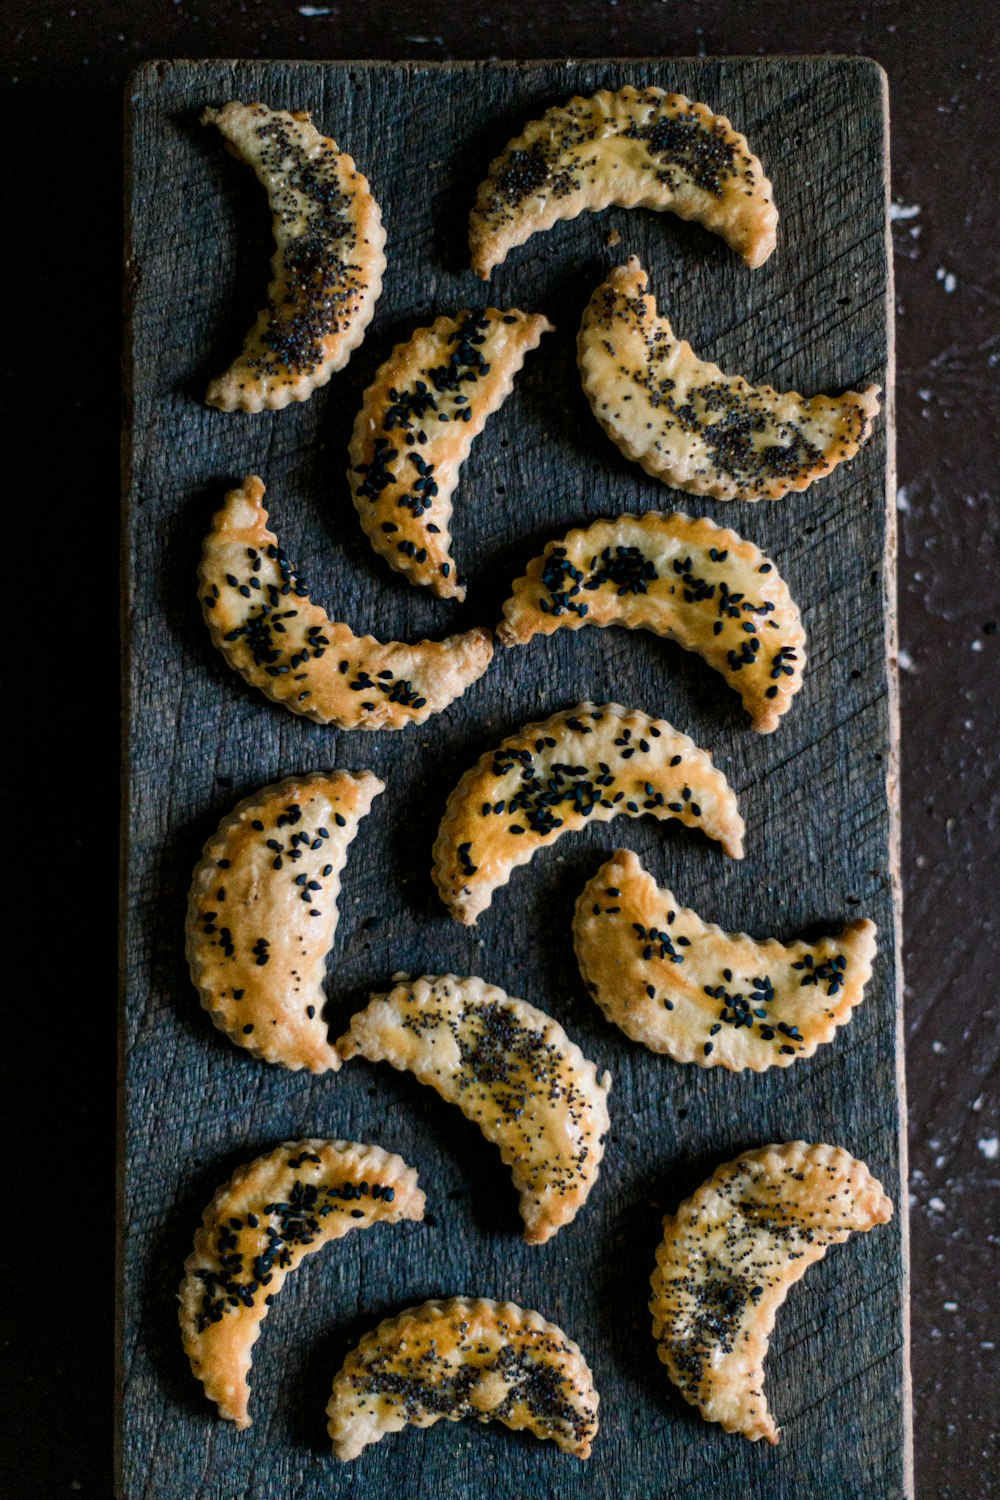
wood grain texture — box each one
[122,58,905,1499]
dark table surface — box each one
[7,3,996,1498]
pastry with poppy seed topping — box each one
[179,1139,424,1428]
[338,974,611,1243]
[327,1297,599,1458]
[202,101,385,411]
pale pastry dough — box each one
[186,770,383,1072]
[350,308,552,599]
[578,257,881,500]
[179,1139,424,1428]
[469,85,777,277]
[199,476,494,728]
[574,849,876,1070]
[202,101,385,411]
[337,974,611,1243]
[499,511,805,733]
[649,1141,892,1442]
[327,1297,599,1459]
[432,702,744,926]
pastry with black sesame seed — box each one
[200,477,494,728]
[574,849,876,1068]
[350,308,552,599]
[499,511,805,733]
[338,974,611,1244]
[327,1297,599,1458]
[649,1142,892,1443]
[179,1139,424,1428]
[202,101,386,411]
[469,85,778,277]
[186,770,382,1071]
[432,702,744,926]
[579,257,881,500]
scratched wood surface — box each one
[121,58,906,1499]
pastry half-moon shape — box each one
[499,512,805,733]
[432,702,744,926]
[350,308,552,600]
[578,257,881,500]
[469,85,777,277]
[327,1297,599,1459]
[186,770,383,1072]
[179,1138,425,1428]
[337,974,611,1243]
[202,101,386,411]
[199,476,494,728]
[574,849,876,1070]
[649,1141,892,1442]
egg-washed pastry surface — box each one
[469,85,777,277]
[499,511,805,733]
[186,770,382,1072]
[574,849,877,1070]
[199,476,494,728]
[350,308,552,599]
[202,101,385,411]
[327,1297,599,1459]
[578,257,881,500]
[179,1139,425,1429]
[337,974,611,1244]
[649,1141,892,1443]
[432,702,744,926]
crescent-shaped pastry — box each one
[432,702,744,926]
[469,85,777,277]
[349,308,552,600]
[649,1141,893,1442]
[578,257,881,500]
[327,1297,599,1459]
[574,849,877,1070]
[337,974,611,1243]
[202,101,386,411]
[179,1138,425,1429]
[499,512,805,733]
[199,476,494,728]
[186,770,383,1072]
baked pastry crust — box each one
[199,476,494,728]
[202,101,386,411]
[499,511,806,733]
[469,85,777,277]
[186,770,383,1072]
[337,974,611,1243]
[432,702,744,926]
[179,1139,425,1429]
[327,1297,599,1459]
[578,257,881,500]
[574,849,876,1070]
[649,1141,892,1442]
[350,308,552,599]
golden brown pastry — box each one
[199,476,494,728]
[649,1142,892,1443]
[327,1297,599,1459]
[202,101,385,411]
[574,849,876,1069]
[499,511,805,733]
[179,1139,425,1428]
[578,257,881,499]
[350,308,552,599]
[469,85,777,277]
[337,974,611,1243]
[186,770,383,1072]
[432,702,744,925]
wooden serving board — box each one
[121,58,907,1499]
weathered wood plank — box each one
[122,58,906,1499]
